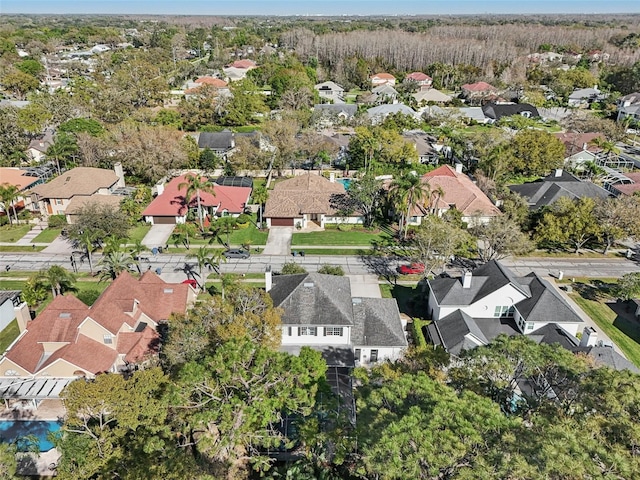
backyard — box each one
[569,279,640,368]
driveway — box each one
[142,224,175,249]
[348,274,382,298]
[262,227,293,256]
[41,236,72,254]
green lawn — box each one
[293,248,373,256]
[380,283,425,317]
[128,224,152,242]
[292,229,390,246]
[32,228,62,243]
[0,320,20,353]
[0,224,30,243]
[570,285,640,368]
[0,246,45,252]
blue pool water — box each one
[0,420,61,452]
[338,178,352,189]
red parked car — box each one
[397,263,425,275]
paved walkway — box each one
[15,221,47,245]
[262,227,293,255]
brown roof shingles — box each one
[265,174,346,218]
[30,167,119,199]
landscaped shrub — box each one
[337,223,353,231]
[76,289,102,306]
[48,215,67,228]
[281,262,307,275]
[236,213,251,225]
[318,264,344,276]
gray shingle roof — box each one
[427,310,488,355]
[516,273,583,325]
[270,273,354,326]
[198,131,234,150]
[481,102,539,120]
[351,298,407,348]
[573,346,640,373]
[527,322,580,349]
[314,104,357,116]
[0,290,21,306]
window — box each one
[286,327,292,336]
[324,327,343,336]
[56,199,63,205]
[103,334,113,345]
[354,349,361,362]
[526,323,535,331]
[370,349,379,362]
[299,327,317,336]
[493,306,515,318]
[4,370,17,376]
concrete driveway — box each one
[142,224,175,249]
[262,227,293,256]
[348,274,382,298]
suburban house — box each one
[0,271,196,380]
[264,173,361,228]
[603,171,640,197]
[29,165,125,217]
[0,167,43,215]
[367,103,419,124]
[314,81,345,103]
[413,88,452,105]
[65,195,123,224]
[142,174,252,225]
[616,92,640,123]
[529,323,639,373]
[460,82,498,105]
[481,102,539,122]
[26,130,54,162]
[198,130,235,157]
[371,84,399,104]
[568,86,607,107]
[410,165,501,226]
[554,132,604,170]
[405,72,433,89]
[267,271,407,367]
[313,104,358,126]
[509,169,611,210]
[425,260,584,356]
[402,131,439,164]
[370,72,396,86]
[223,59,257,81]
[184,76,229,96]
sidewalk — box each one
[14,220,47,246]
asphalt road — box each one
[1,252,639,279]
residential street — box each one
[1,251,639,278]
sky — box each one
[2,1,640,16]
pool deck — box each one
[16,448,61,477]
[0,399,65,421]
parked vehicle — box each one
[397,263,425,275]
[223,248,250,259]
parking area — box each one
[262,227,293,256]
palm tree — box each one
[128,239,148,274]
[45,133,78,175]
[590,137,621,163]
[186,246,223,288]
[102,235,124,255]
[98,251,135,281]
[0,183,20,226]
[252,185,269,228]
[39,265,76,298]
[172,222,198,250]
[389,172,430,240]
[429,184,446,215]
[178,173,216,231]
[74,230,98,274]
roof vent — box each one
[303,282,314,288]
[163,288,174,294]
[59,312,71,318]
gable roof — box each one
[351,298,408,347]
[527,322,580,349]
[142,174,251,217]
[516,273,583,325]
[367,103,417,119]
[461,81,496,93]
[270,273,354,326]
[406,72,431,82]
[314,104,357,117]
[372,84,399,96]
[37,334,118,374]
[30,167,119,199]
[194,76,228,88]
[65,195,123,215]
[481,102,539,120]
[198,131,234,150]
[554,132,604,157]
[574,345,640,372]
[229,59,256,69]
[264,174,346,218]
[426,309,488,355]
[371,72,395,80]
[413,88,452,103]
[315,81,344,92]
[422,165,501,217]
[509,171,611,209]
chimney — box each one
[580,326,598,347]
[454,163,463,174]
[554,168,563,178]
[114,162,125,188]
[329,172,335,183]
[14,302,31,333]
[582,143,588,151]
[265,265,272,292]
[462,270,472,289]
[155,181,165,197]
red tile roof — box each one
[406,72,431,82]
[461,81,496,92]
[118,327,161,363]
[230,59,256,69]
[141,174,252,217]
[553,132,604,156]
[38,335,118,374]
[195,76,228,88]
[372,72,395,80]
[0,168,41,191]
[422,165,501,217]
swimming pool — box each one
[337,178,352,189]
[0,420,61,452]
